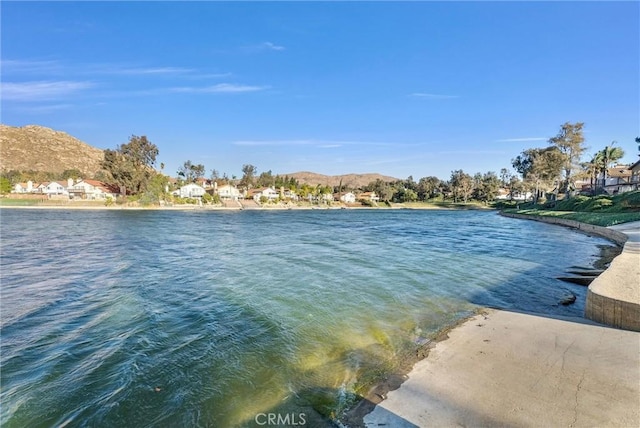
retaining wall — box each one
[500,212,639,332]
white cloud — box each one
[233,140,314,146]
[170,83,268,94]
[496,137,547,142]
[0,59,63,74]
[13,103,74,114]
[409,92,459,99]
[108,66,195,75]
[261,42,285,51]
[1,80,94,101]
[231,139,417,148]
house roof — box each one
[607,165,631,178]
[80,179,120,193]
[630,158,640,172]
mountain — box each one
[0,124,105,176]
[283,171,398,189]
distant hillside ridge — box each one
[0,124,105,176]
[284,171,398,188]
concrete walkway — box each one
[363,309,640,428]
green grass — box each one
[0,198,41,206]
[505,209,640,227]
[502,190,640,227]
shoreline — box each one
[354,216,640,427]
[0,202,491,211]
[341,238,621,427]
[362,308,639,427]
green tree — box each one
[449,170,473,203]
[364,179,394,202]
[240,164,257,189]
[103,135,159,195]
[177,160,205,183]
[548,122,586,195]
[416,176,442,201]
[595,142,625,191]
[61,169,82,180]
[256,170,275,188]
[0,177,12,194]
[499,168,512,187]
[512,147,565,203]
[473,171,501,203]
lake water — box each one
[0,209,611,427]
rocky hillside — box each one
[284,171,398,188]
[0,124,104,176]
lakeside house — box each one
[13,181,34,193]
[12,178,119,200]
[334,192,356,203]
[599,165,636,195]
[215,184,241,200]
[495,188,533,201]
[173,183,206,199]
[358,191,380,202]
[68,179,120,200]
[251,187,279,202]
[631,159,640,190]
[39,181,70,196]
[281,188,299,201]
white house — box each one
[495,188,532,201]
[40,181,69,196]
[358,191,380,202]
[282,188,299,201]
[174,183,206,198]
[335,192,356,203]
[598,165,635,195]
[216,184,241,200]
[252,187,279,202]
[13,181,34,193]
[69,179,119,200]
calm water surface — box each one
[0,209,610,427]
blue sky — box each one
[2,1,638,180]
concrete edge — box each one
[499,212,639,332]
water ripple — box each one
[1,209,610,426]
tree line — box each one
[3,123,636,204]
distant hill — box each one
[0,124,105,176]
[284,171,398,188]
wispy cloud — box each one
[236,41,286,54]
[13,103,74,114]
[1,80,94,101]
[261,41,285,51]
[1,59,63,74]
[105,66,195,75]
[169,83,269,94]
[233,140,314,147]
[409,92,459,99]
[232,139,416,148]
[2,59,228,80]
[496,137,547,143]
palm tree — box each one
[596,142,625,191]
[580,156,600,196]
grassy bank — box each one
[501,191,640,227]
[0,198,42,206]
